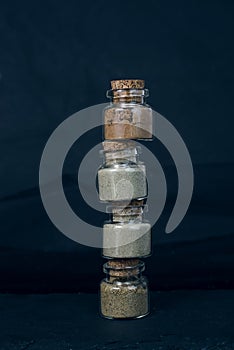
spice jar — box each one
[100,259,149,319]
[98,141,147,202]
[103,203,151,258]
[104,79,153,140]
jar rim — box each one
[106,88,149,99]
[99,146,141,157]
[106,204,148,213]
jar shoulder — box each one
[103,222,151,229]
[100,276,148,288]
[98,162,146,170]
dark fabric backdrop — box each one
[0,0,234,292]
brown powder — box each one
[104,106,152,140]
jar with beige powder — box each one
[100,259,149,319]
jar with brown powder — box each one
[103,79,153,140]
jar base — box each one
[102,253,152,259]
[100,311,150,320]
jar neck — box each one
[104,147,139,164]
[104,260,145,282]
[106,274,142,283]
[106,88,149,104]
[112,205,143,223]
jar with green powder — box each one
[98,141,147,202]
[103,203,151,258]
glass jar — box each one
[97,141,147,202]
[100,259,149,319]
[103,79,153,140]
[102,204,151,258]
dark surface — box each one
[1,291,234,349]
[0,230,234,293]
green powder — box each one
[98,166,147,201]
[103,223,151,258]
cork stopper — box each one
[108,259,140,269]
[129,199,144,207]
[111,201,144,223]
[111,79,145,90]
[102,140,136,152]
[112,199,144,208]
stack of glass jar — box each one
[98,79,153,319]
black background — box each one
[0,0,234,293]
